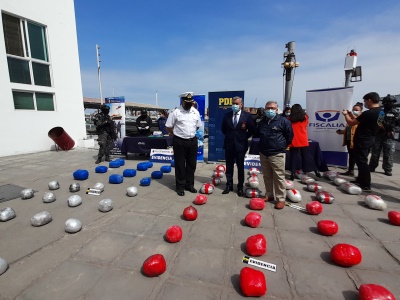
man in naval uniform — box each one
[166,92,202,196]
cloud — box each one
[80,5,400,110]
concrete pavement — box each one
[0,146,399,300]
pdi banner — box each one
[208,91,245,162]
[306,87,353,166]
[105,96,126,155]
[193,94,206,162]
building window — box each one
[2,13,51,87]
[12,91,55,111]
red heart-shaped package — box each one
[330,243,362,267]
[183,205,198,221]
[194,194,208,205]
[388,211,400,226]
[359,284,396,300]
[246,234,267,256]
[142,254,166,277]
[306,201,323,215]
[165,225,183,243]
[317,220,339,236]
[245,212,262,228]
[239,267,267,297]
[249,198,265,210]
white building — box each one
[0,0,87,157]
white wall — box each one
[0,0,86,157]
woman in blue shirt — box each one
[157,110,169,135]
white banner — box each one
[306,87,353,166]
[150,148,174,163]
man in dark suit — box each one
[221,96,255,196]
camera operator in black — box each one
[369,94,400,176]
[136,109,152,135]
[93,104,116,164]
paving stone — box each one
[274,210,316,232]
[106,211,157,236]
[129,197,171,215]
[74,231,136,264]
[83,268,161,300]
[144,215,192,239]
[17,260,105,300]
[170,246,226,285]
[187,218,232,248]
[341,203,388,221]
[288,258,357,299]
[195,202,236,220]
[311,215,371,240]
[381,241,400,261]
[353,269,400,298]
[329,237,400,272]
[278,229,331,260]
[155,278,222,300]
[114,235,178,272]
[357,218,400,242]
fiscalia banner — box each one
[306,87,353,166]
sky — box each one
[74,0,400,111]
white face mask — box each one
[352,111,360,116]
[364,102,368,109]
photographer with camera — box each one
[369,94,400,176]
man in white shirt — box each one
[166,92,202,196]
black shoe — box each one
[290,174,295,181]
[185,187,197,193]
[237,189,244,197]
[341,170,354,176]
[222,187,232,194]
[105,156,111,162]
[360,186,372,193]
[384,171,392,176]
[95,157,102,164]
[177,190,185,196]
[315,171,321,178]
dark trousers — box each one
[97,131,112,158]
[354,139,373,188]
[289,147,318,175]
[173,136,198,191]
[346,141,356,171]
[225,150,246,190]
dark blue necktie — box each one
[233,113,238,127]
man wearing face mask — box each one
[221,96,255,196]
[256,101,293,209]
[369,94,400,176]
[93,104,116,164]
[166,92,202,196]
[136,109,152,136]
[342,92,381,192]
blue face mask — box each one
[232,104,240,112]
[352,110,360,116]
[285,112,291,116]
[265,109,276,119]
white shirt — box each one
[232,110,242,124]
[166,106,202,139]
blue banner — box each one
[193,95,206,162]
[105,96,125,155]
[208,91,245,162]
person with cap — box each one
[93,104,116,164]
[221,96,255,196]
[136,109,152,135]
[343,92,382,192]
[166,92,202,196]
[369,94,400,176]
